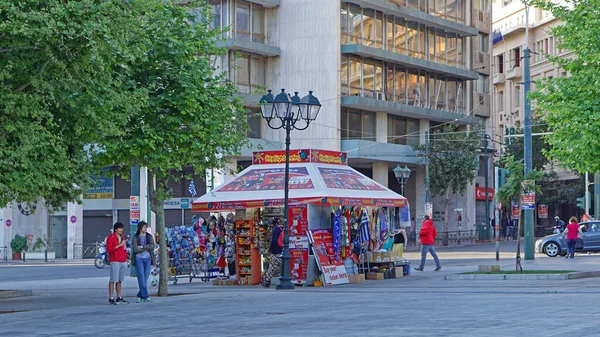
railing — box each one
[405,230,480,249]
[0,246,7,262]
[73,242,102,259]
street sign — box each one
[130,196,140,221]
[538,204,548,218]
[5,219,11,227]
[70,215,77,224]
[425,202,433,219]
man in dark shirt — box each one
[262,222,283,288]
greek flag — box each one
[188,180,197,197]
[359,210,370,243]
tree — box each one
[496,156,544,207]
[100,2,248,296]
[413,125,481,237]
[0,0,143,208]
[499,116,550,171]
[529,0,600,173]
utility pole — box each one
[585,172,590,216]
[495,167,500,261]
[425,131,431,204]
[523,4,534,260]
[595,172,600,219]
[483,134,490,240]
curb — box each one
[445,270,600,280]
[0,290,34,299]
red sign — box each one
[252,149,348,165]
[308,229,349,286]
[475,187,495,200]
[319,168,385,191]
[288,205,308,236]
[512,202,521,219]
[289,236,309,284]
[538,204,548,218]
[217,167,314,192]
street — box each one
[1,242,598,337]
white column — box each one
[376,112,388,143]
[140,167,148,223]
[3,204,14,255]
[0,207,5,253]
[372,162,389,187]
[67,201,84,259]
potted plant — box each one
[25,237,55,260]
[10,235,28,260]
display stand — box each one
[236,220,261,285]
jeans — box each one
[566,239,577,258]
[135,257,151,299]
[419,245,441,269]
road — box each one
[1,241,598,337]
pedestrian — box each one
[107,222,129,305]
[262,221,284,288]
[509,219,516,239]
[501,213,510,239]
[132,221,155,303]
[414,215,441,272]
[562,216,582,259]
[554,216,566,232]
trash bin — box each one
[477,223,490,241]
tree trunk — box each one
[149,174,169,297]
[443,186,451,246]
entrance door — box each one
[51,216,68,258]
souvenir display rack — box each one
[235,220,261,285]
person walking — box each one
[132,221,156,303]
[262,221,284,288]
[562,216,582,259]
[414,215,441,272]
[107,222,129,305]
[501,213,510,240]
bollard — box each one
[45,250,48,262]
[22,251,26,262]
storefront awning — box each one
[192,149,408,211]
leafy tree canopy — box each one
[499,116,550,171]
[0,0,143,208]
[496,156,544,206]
[529,0,600,173]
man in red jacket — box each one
[106,222,129,305]
[414,215,442,272]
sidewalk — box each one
[0,259,93,267]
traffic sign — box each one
[70,215,77,224]
[5,219,11,227]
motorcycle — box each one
[94,238,131,269]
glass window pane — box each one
[428,28,435,62]
[457,37,463,68]
[395,66,406,103]
[386,65,395,102]
[247,108,261,139]
[436,34,446,64]
[363,60,375,96]
[349,6,362,44]
[234,53,250,93]
[375,62,383,95]
[252,6,265,43]
[363,111,376,141]
[362,9,376,47]
[386,17,394,51]
[407,72,418,105]
[436,0,445,18]
[447,35,457,67]
[235,3,250,40]
[418,25,426,59]
[375,12,383,48]
[209,0,222,30]
[341,56,349,96]
[406,118,420,146]
[407,23,419,58]
[394,20,407,55]
[341,109,349,139]
[341,6,350,43]
[437,77,446,110]
[387,115,407,145]
[349,57,361,96]
[348,110,362,139]
[250,56,265,90]
[447,79,456,112]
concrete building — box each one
[0,0,494,259]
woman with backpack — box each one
[132,221,156,302]
[262,220,284,288]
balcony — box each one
[472,91,490,117]
[493,73,505,85]
[216,39,280,57]
[340,140,422,165]
[506,66,522,80]
[470,10,491,34]
[249,0,280,7]
[472,50,490,75]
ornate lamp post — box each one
[259,89,321,290]
[393,165,412,196]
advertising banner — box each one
[289,236,309,284]
[308,229,349,286]
[512,202,521,219]
[319,167,385,191]
[84,173,114,199]
[217,167,314,192]
[475,187,495,201]
[288,205,308,236]
[538,204,548,218]
[130,196,140,224]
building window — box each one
[513,47,521,67]
[247,108,261,139]
[479,34,489,53]
[497,54,504,73]
[514,86,521,107]
[498,90,504,111]
[341,109,376,141]
[229,51,265,94]
[475,74,489,94]
[388,115,420,146]
[232,1,265,43]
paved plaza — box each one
[1,242,599,337]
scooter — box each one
[94,239,131,269]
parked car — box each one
[535,221,600,257]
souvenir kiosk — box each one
[192,149,411,286]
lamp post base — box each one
[275,276,295,290]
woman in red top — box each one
[563,216,583,259]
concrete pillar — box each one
[372,162,389,187]
[67,201,83,259]
[140,166,149,223]
[376,112,388,143]
[0,207,5,252]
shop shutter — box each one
[114,175,131,199]
[83,210,113,243]
[164,209,183,228]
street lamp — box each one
[393,165,411,196]
[259,89,321,290]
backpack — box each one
[277,226,284,248]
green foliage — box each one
[0,0,144,208]
[538,172,584,209]
[496,156,544,205]
[529,0,600,173]
[499,116,550,171]
[32,238,46,252]
[10,235,28,253]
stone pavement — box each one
[1,246,600,337]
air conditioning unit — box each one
[375,91,385,100]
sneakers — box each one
[434,266,442,272]
[136,298,142,303]
[108,297,117,305]
[414,267,423,271]
[116,297,129,304]
[143,298,153,303]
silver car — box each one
[535,221,600,257]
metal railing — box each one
[0,246,7,262]
[405,230,480,249]
[73,242,102,259]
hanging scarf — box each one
[333,209,342,261]
[359,209,370,245]
[379,208,388,241]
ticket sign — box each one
[308,229,349,286]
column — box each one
[67,201,83,259]
[3,205,13,255]
[372,162,388,188]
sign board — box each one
[180,198,190,209]
[70,215,77,224]
[5,219,11,227]
[308,229,349,286]
[425,202,433,219]
[130,196,140,221]
[289,235,309,285]
[84,172,114,199]
[521,193,535,210]
[512,202,521,219]
[538,204,548,218]
[475,187,495,201]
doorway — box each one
[51,216,68,258]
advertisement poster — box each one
[130,196,140,224]
[84,172,114,199]
[538,204,548,218]
[512,202,521,219]
[288,205,308,236]
[217,167,314,192]
[289,236,309,284]
[521,193,535,210]
[425,202,433,219]
[319,168,385,191]
[308,229,349,286]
